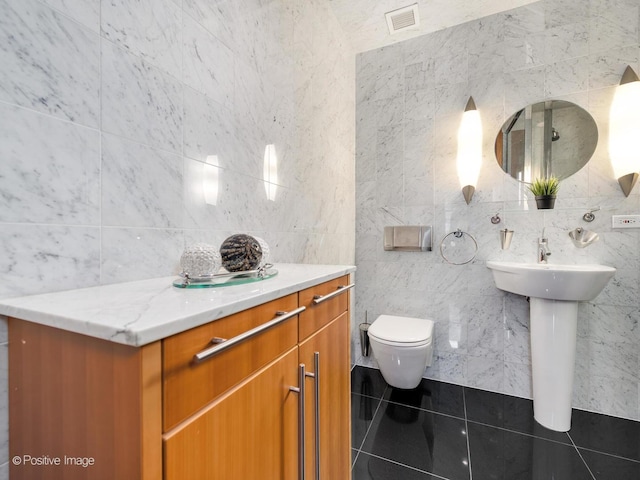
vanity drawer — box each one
[162,293,300,431]
[298,275,352,341]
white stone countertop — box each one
[0,263,356,347]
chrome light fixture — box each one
[457,97,482,204]
[609,65,640,197]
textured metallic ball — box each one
[180,243,221,277]
[219,234,263,272]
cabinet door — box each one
[164,347,300,480]
[299,312,351,480]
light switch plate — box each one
[612,215,640,229]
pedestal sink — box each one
[486,261,616,432]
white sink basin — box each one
[486,261,616,301]
[486,260,616,431]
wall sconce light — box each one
[203,155,219,206]
[609,65,640,197]
[263,144,278,201]
[457,96,482,204]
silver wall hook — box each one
[583,207,600,222]
[491,213,501,224]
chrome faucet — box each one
[538,229,551,264]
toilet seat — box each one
[368,314,434,346]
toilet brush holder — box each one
[359,323,370,357]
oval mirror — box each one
[495,100,598,183]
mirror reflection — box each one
[495,100,598,183]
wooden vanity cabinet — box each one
[298,276,352,480]
[163,347,300,480]
[9,276,352,480]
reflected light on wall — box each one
[203,155,219,206]
[457,97,482,204]
[263,144,278,201]
[609,65,640,197]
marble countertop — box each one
[0,263,356,347]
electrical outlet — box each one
[612,215,640,229]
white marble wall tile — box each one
[183,0,237,50]
[356,69,403,104]
[0,0,100,127]
[467,15,506,54]
[588,339,639,382]
[428,352,466,385]
[504,295,531,365]
[0,318,5,344]
[503,3,545,39]
[101,0,182,79]
[101,228,183,284]
[101,134,183,228]
[183,87,235,165]
[40,0,100,32]
[183,15,235,109]
[467,356,504,391]
[357,44,404,79]
[0,103,100,225]
[434,322,468,355]
[502,34,545,73]
[467,323,504,360]
[102,41,182,154]
[0,461,6,480]
[544,0,590,29]
[589,1,639,54]
[544,55,590,97]
[503,66,546,113]
[588,46,640,90]
[588,374,639,420]
[544,22,589,64]
[503,361,532,398]
[0,225,100,299]
[374,96,403,128]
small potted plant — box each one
[529,176,559,209]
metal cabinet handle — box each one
[290,364,306,480]
[304,352,321,480]
[312,283,355,305]
[193,306,306,363]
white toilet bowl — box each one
[368,315,434,389]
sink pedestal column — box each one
[529,298,578,432]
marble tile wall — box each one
[354,0,640,422]
[0,0,355,475]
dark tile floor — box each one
[351,366,640,480]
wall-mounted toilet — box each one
[367,315,434,389]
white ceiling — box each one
[328,0,539,53]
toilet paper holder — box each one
[383,225,432,251]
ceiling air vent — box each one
[385,4,420,35]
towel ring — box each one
[439,229,478,265]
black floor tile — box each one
[579,448,640,480]
[468,422,593,480]
[569,409,640,461]
[352,452,439,480]
[352,392,380,449]
[351,366,388,399]
[464,386,571,444]
[361,400,470,480]
[351,370,640,480]
[383,378,465,419]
